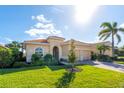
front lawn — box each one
[115,61,124,64]
[0,65,124,88]
[114,56,124,64]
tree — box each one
[96,44,110,55]
[0,46,12,68]
[5,41,22,67]
[99,22,124,57]
[5,41,21,49]
[96,44,103,55]
[68,40,76,72]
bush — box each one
[31,60,43,66]
[31,53,43,66]
[60,58,68,62]
[118,50,124,56]
[0,47,12,68]
[19,56,26,61]
[43,54,57,65]
[44,54,52,62]
[13,62,30,68]
[31,53,42,62]
[91,52,97,60]
[97,54,112,62]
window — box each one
[35,47,43,56]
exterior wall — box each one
[47,38,64,59]
[25,44,50,62]
[90,45,112,56]
[24,37,112,62]
[61,44,93,61]
[75,45,92,61]
[61,44,69,59]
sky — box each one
[0,5,124,47]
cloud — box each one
[25,14,62,38]
[119,23,124,28]
[31,14,51,23]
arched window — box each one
[35,47,43,56]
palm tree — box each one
[102,44,110,55]
[96,44,110,55]
[96,44,103,55]
[99,22,124,57]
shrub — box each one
[44,54,52,63]
[97,54,112,62]
[13,62,30,68]
[60,58,68,62]
[31,53,43,66]
[43,54,57,65]
[91,52,97,60]
[0,47,12,68]
[31,53,42,62]
[31,60,43,66]
[19,56,26,61]
[118,50,124,56]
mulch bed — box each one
[66,68,82,72]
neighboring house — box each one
[23,36,112,62]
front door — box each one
[53,46,59,62]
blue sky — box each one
[0,5,124,47]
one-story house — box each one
[23,36,112,62]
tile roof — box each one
[25,39,48,43]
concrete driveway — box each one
[82,61,124,73]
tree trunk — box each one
[112,32,115,57]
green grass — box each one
[115,56,124,64]
[0,65,124,88]
[115,61,124,64]
[118,56,124,59]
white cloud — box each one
[119,23,124,28]
[31,14,51,23]
[25,14,62,38]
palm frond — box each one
[98,29,111,36]
[116,34,121,44]
[99,33,110,40]
[99,34,106,40]
[103,33,111,40]
[100,22,113,30]
[112,22,117,28]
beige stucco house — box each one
[23,36,112,62]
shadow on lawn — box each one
[56,72,75,88]
[0,66,45,75]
